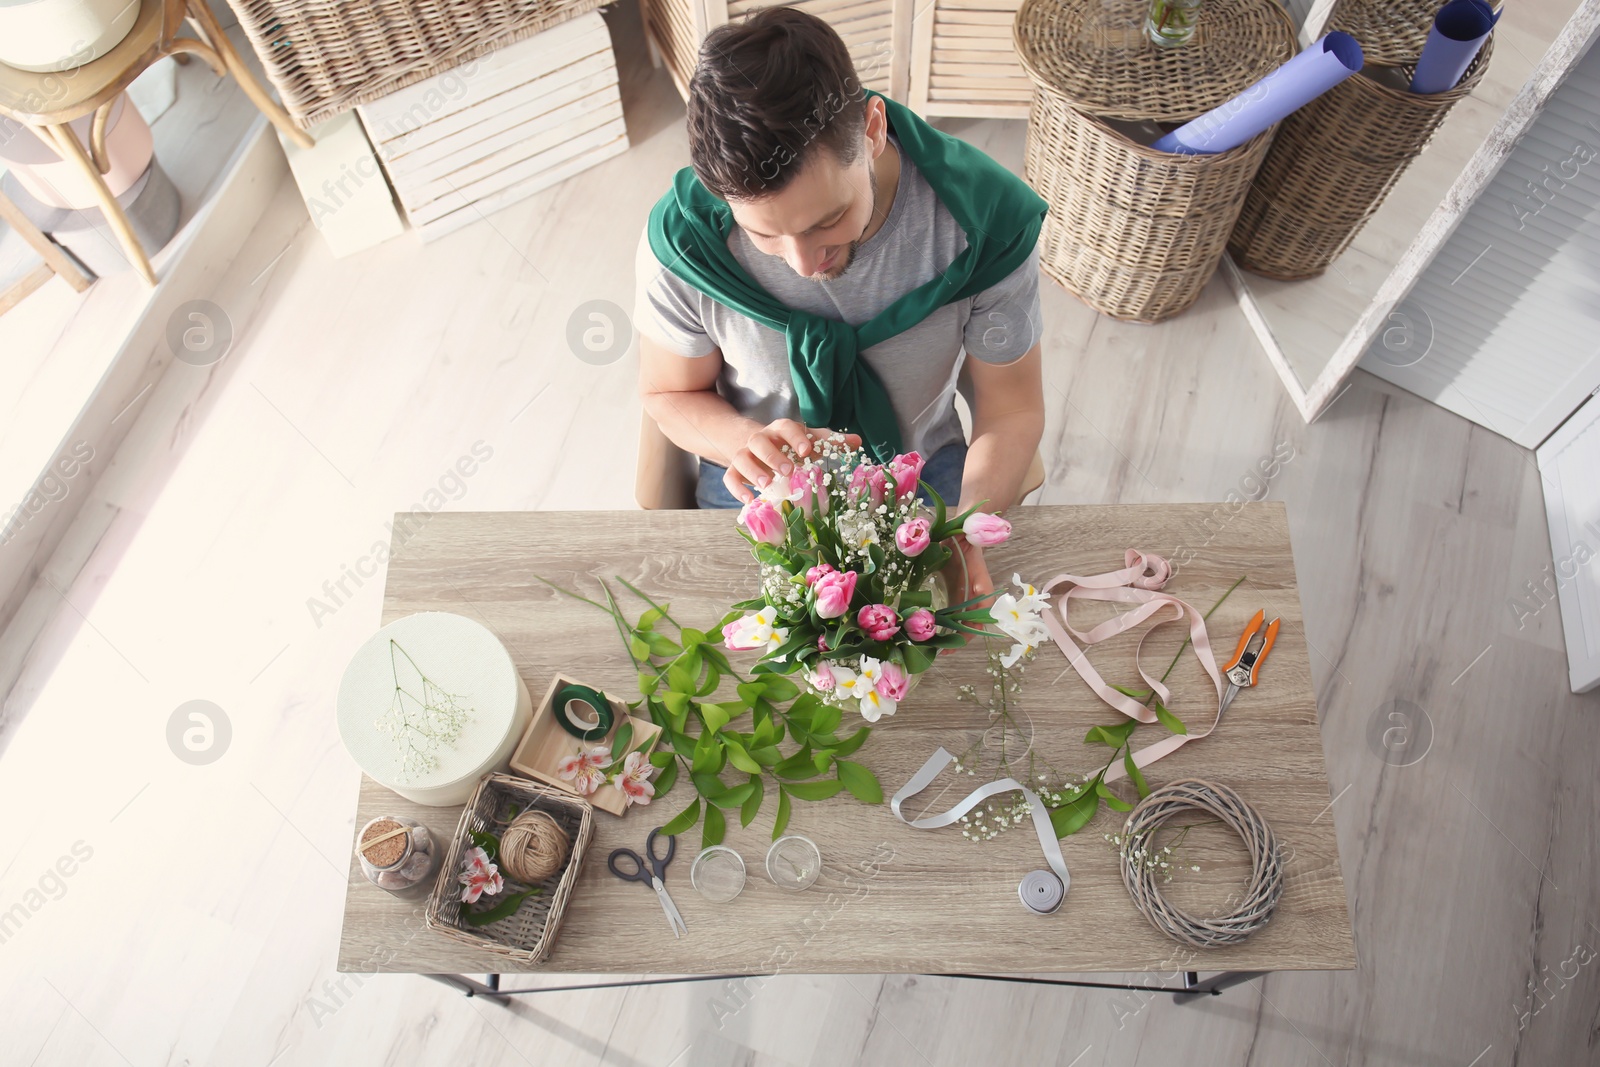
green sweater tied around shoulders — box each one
[646,88,1048,463]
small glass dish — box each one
[766,835,821,891]
[691,845,747,903]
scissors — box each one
[607,828,687,938]
[1219,609,1280,718]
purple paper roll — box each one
[1410,0,1499,94]
[1151,33,1365,155]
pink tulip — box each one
[857,603,901,642]
[904,607,936,642]
[809,664,837,691]
[876,661,909,701]
[895,517,931,557]
[740,499,787,546]
[962,512,1012,547]
[847,464,887,508]
[794,465,828,516]
[805,562,836,586]
[887,452,925,500]
[813,570,858,619]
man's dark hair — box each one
[686,7,868,201]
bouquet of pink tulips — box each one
[720,438,1020,723]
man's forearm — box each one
[958,410,1045,515]
[642,389,760,468]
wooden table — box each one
[338,506,1355,996]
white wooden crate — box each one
[357,12,629,241]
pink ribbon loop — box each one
[1039,551,1224,783]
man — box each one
[635,7,1046,600]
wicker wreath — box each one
[1118,779,1285,948]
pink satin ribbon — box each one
[1037,550,1224,784]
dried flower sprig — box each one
[373,640,472,781]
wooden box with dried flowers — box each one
[425,774,594,964]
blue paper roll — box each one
[1151,33,1365,155]
[1410,0,1499,94]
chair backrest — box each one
[635,410,699,510]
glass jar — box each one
[356,815,438,897]
[1145,0,1201,48]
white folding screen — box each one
[1536,393,1600,693]
[1357,35,1600,449]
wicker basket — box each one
[1228,43,1493,281]
[425,773,594,965]
[1014,0,1295,322]
[226,0,610,129]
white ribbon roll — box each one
[890,748,1070,909]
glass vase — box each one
[1145,0,1201,48]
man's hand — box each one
[721,420,862,504]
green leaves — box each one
[462,887,541,927]
[1124,748,1150,799]
[553,575,890,849]
[609,721,634,762]
[1049,790,1099,838]
[468,829,500,863]
[1095,780,1133,812]
[1152,702,1187,735]
[702,803,726,847]
[784,778,843,801]
[773,787,792,839]
[1085,720,1139,748]
[740,775,764,827]
[836,760,882,804]
[659,798,700,836]
[723,737,763,775]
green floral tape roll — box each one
[554,683,614,741]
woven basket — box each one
[1228,43,1492,281]
[425,773,594,964]
[226,0,610,129]
[1014,0,1295,322]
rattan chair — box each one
[0,0,312,285]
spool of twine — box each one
[499,809,571,884]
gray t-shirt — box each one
[634,134,1043,459]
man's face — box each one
[728,110,883,282]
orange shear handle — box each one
[1224,609,1265,672]
[1248,618,1281,686]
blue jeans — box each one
[696,440,969,510]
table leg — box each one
[1171,970,1262,1003]
[39,123,157,286]
[424,973,755,999]
[183,0,313,149]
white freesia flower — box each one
[991,577,1051,668]
[727,605,789,655]
[830,665,860,699]
[859,687,898,722]
[855,655,883,689]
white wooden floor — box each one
[0,4,1595,1065]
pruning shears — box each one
[1218,609,1279,718]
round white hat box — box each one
[337,612,532,805]
[0,0,140,72]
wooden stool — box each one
[0,187,93,314]
[0,0,313,286]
